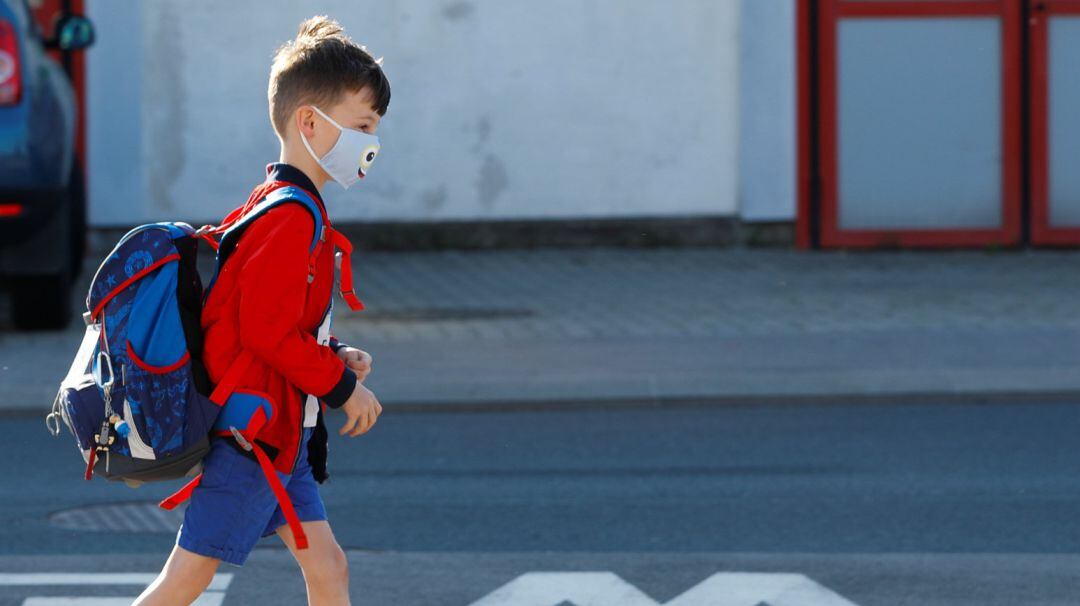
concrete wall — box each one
[86,1,793,227]
[738,0,796,222]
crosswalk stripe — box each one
[21,596,135,600]
[0,574,156,586]
[0,573,233,591]
[469,572,859,606]
[22,592,225,606]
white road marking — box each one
[4,573,232,606]
[667,573,859,606]
[21,596,133,600]
[469,571,860,606]
[0,573,157,586]
[0,573,233,591]
[21,592,224,606]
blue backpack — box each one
[46,186,329,488]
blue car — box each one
[0,0,93,329]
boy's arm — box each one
[235,204,356,408]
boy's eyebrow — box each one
[351,111,374,125]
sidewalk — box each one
[4,246,1080,412]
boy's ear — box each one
[294,106,317,140]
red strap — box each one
[84,449,96,481]
[159,473,202,510]
[327,228,364,311]
[209,350,256,406]
[218,204,249,228]
[251,443,308,549]
[225,182,281,228]
[196,231,220,251]
[91,254,181,321]
[308,230,325,283]
[199,179,329,246]
[157,445,309,550]
[196,181,288,245]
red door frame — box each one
[798,0,1023,249]
[1029,0,1080,245]
[32,0,87,171]
[796,0,814,249]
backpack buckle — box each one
[229,426,254,452]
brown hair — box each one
[268,16,391,138]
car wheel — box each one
[10,272,73,330]
[68,162,87,281]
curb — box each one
[7,388,1080,420]
[370,388,1080,413]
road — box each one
[4,400,1080,604]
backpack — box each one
[45,183,361,550]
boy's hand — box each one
[338,382,382,437]
[337,347,372,383]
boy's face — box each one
[292,86,383,188]
[303,87,382,154]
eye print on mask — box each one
[359,143,380,178]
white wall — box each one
[738,0,796,222]
[86,0,144,226]
[85,0,745,226]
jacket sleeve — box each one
[328,335,349,354]
[235,204,356,408]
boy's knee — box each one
[305,545,349,587]
[135,552,219,606]
[165,552,219,591]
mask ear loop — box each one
[300,106,338,175]
[310,105,346,131]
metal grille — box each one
[49,501,187,534]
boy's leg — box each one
[133,543,221,606]
[148,436,282,605]
[276,520,350,606]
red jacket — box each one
[200,163,358,476]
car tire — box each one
[10,272,73,330]
[6,163,80,331]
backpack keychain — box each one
[88,351,119,477]
[93,419,115,473]
[110,366,130,439]
[109,414,130,439]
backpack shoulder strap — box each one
[214,185,327,277]
[220,185,325,255]
[203,183,367,313]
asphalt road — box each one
[4,400,1080,604]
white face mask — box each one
[300,105,381,189]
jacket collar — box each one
[265,163,325,211]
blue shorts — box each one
[176,427,327,566]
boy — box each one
[135,16,389,606]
